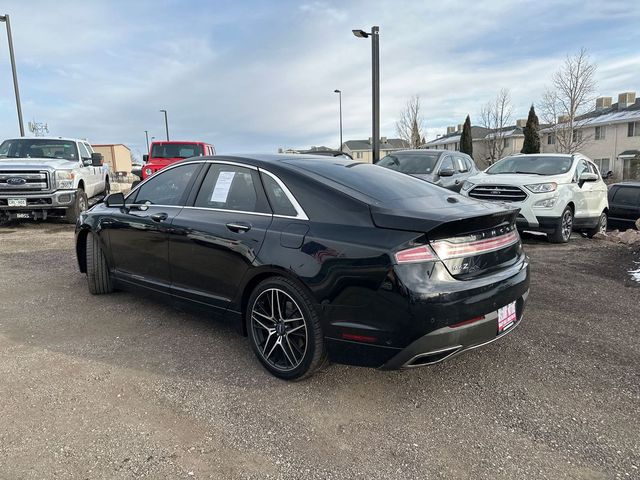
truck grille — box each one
[0,171,49,193]
[469,185,527,202]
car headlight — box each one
[144,167,153,177]
[525,182,557,193]
[55,170,75,189]
[461,181,475,192]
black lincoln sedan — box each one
[76,155,529,380]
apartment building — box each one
[341,137,409,162]
[540,92,640,180]
[424,121,527,168]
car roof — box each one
[611,181,640,187]
[388,149,446,155]
[150,140,212,145]
[3,136,88,142]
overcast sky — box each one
[0,0,638,160]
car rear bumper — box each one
[380,290,527,369]
[323,255,530,369]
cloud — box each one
[0,0,638,156]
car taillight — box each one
[395,245,438,264]
[432,230,519,260]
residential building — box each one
[341,137,409,162]
[540,91,640,180]
[424,121,528,168]
[92,143,133,173]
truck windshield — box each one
[486,155,573,175]
[0,139,79,162]
[150,143,203,159]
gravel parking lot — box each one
[0,223,638,479]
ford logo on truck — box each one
[6,177,27,185]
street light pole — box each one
[159,109,169,141]
[352,26,380,163]
[334,89,343,151]
[144,130,150,153]
[0,14,25,137]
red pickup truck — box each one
[141,141,215,180]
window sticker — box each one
[211,171,236,202]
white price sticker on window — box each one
[211,171,236,202]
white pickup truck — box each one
[0,137,110,224]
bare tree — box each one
[480,88,513,164]
[396,95,425,148]
[538,48,597,153]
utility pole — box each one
[144,130,150,153]
[0,14,24,137]
[334,89,343,151]
[159,109,169,141]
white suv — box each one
[460,153,608,243]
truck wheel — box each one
[65,189,88,224]
[548,206,573,244]
[585,212,607,238]
[86,233,113,294]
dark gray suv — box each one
[376,149,478,192]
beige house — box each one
[540,91,640,180]
[424,121,527,168]
[92,144,133,173]
[341,137,409,163]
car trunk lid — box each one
[371,194,522,279]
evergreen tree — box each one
[521,105,541,154]
[460,115,473,156]
[410,118,421,148]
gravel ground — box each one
[0,223,638,479]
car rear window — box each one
[283,159,443,202]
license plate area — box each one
[498,301,517,333]
[8,198,27,207]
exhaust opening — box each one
[406,346,462,367]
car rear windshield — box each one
[151,143,203,159]
[486,155,573,175]
[0,139,79,161]
[376,152,440,174]
[284,158,443,202]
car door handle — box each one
[150,212,168,222]
[226,222,251,233]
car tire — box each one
[585,211,607,238]
[130,180,140,190]
[246,276,327,381]
[64,189,89,224]
[548,206,573,244]
[86,233,113,294]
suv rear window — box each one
[284,158,443,202]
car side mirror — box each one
[142,154,149,163]
[438,168,455,177]
[578,172,598,187]
[91,152,104,167]
[105,192,125,208]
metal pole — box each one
[1,15,24,137]
[160,110,169,141]
[144,130,150,153]
[371,26,380,163]
[335,90,343,151]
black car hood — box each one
[370,194,518,238]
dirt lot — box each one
[0,223,638,479]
